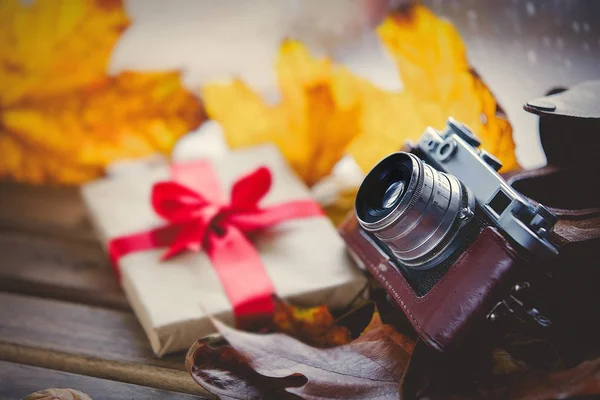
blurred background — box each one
[109,0,600,169]
[2,0,599,186]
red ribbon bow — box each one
[108,159,323,328]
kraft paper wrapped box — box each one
[82,144,366,357]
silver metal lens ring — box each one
[355,152,475,270]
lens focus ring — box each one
[355,152,474,270]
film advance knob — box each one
[447,117,482,147]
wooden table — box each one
[0,182,211,399]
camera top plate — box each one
[417,118,559,259]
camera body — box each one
[342,118,561,351]
[353,118,558,297]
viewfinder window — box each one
[488,190,511,217]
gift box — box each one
[82,144,365,356]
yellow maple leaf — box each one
[203,40,362,187]
[349,4,518,172]
[0,0,204,184]
[204,5,518,192]
[0,135,101,183]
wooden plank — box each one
[0,229,128,310]
[0,361,210,400]
[0,181,96,241]
[0,293,207,396]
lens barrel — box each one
[355,152,474,270]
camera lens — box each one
[382,181,405,209]
[355,153,416,223]
[355,152,474,270]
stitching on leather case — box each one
[373,266,433,344]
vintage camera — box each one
[354,118,558,297]
[340,81,600,351]
[343,118,562,351]
[341,82,600,352]
[341,119,565,352]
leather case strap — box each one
[340,219,521,351]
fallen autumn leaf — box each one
[272,298,352,348]
[187,314,414,399]
[0,0,204,184]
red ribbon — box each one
[108,159,323,328]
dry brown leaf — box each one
[187,313,415,399]
[186,335,303,400]
[272,298,352,347]
[23,388,92,400]
[0,0,204,184]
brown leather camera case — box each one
[340,218,522,351]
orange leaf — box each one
[358,312,416,354]
[0,0,204,184]
[272,298,351,348]
[0,0,129,106]
[1,71,203,183]
[0,135,101,184]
